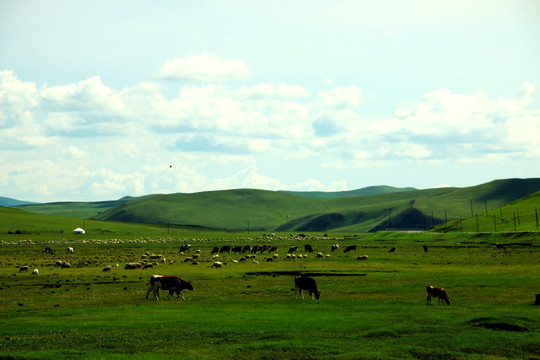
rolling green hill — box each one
[93,178,540,232]
[14,195,153,219]
[279,185,416,198]
[0,196,36,207]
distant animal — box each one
[316,252,325,258]
[179,244,191,253]
[288,246,299,254]
[389,246,397,253]
[61,262,71,268]
[66,247,74,254]
[211,246,219,254]
[231,246,242,254]
[423,245,428,253]
[212,261,223,268]
[146,275,193,300]
[44,247,54,255]
[19,265,29,272]
[344,245,357,253]
[331,244,339,252]
[357,255,369,260]
[295,276,320,300]
[31,268,39,275]
[304,244,313,253]
[102,265,112,272]
[143,264,154,269]
[242,245,252,253]
[495,243,507,250]
[426,285,450,305]
[219,245,231,253]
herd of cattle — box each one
[15,241,452,305]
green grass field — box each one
[1,231,539,359]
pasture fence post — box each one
[534,206,538,231]
[493,215,497,232]
[476,215,479,232]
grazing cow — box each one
[288,246,299,254]
[304,244,313,253]
[344,245,357,253]
[331,244,339,252]
[294,276,320,300]
[44,247,54,255]
[426,285,450,305]
[357,255,369,260]
[19,265,29,272]
[231,246,242,254]
[146,275,193,300]
[211,246,219,254]
[102,265,112,272]
[31,268,39,275]
[220,245,231,253]
[61,262,71,268]
[143,264,154,269]
[212,261,223,268]
[179,244,191,253]
[67,247,74,254]
[242,245,252,253]
[269,246,278,253]
[389,246,397,253]
[423,245,428,253]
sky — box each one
[1,0,539,202]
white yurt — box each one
[73,228,86,234]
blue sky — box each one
[1,0,539,202]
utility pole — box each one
[476,214,479,232]
[470,200,474,217]
[493,215,497,232]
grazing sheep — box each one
[31,268,39,275]
[212,261,223,268]
[61,262,71,268]
[316,252,324,258]
[66,247,74,254]
[357,255,369,260]
[103,265,113,272]
[19,265,29,272]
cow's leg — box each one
[179,291,185,300]
[300,289,305,300]
[426,293,431,305]
[154,288,160,300]
[146,285,153,299]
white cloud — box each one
[158,53,250,83]
[1,65,539,201]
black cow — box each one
[211,246,219,254]
[242,245,252,253]
[294,276,320,300]
[231,246,242,254]
[288,246,299,254]
[146,275,194,300]
[389,246,397,253]
[219,246,231,253]
[344,245,357,253]
[44,247,54,255]
[179,244,191,253]
[304,244,313,253]
[423,245,428,253]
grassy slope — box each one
[0,206,218,239]
[279,185,417,198]
[13,195,151,219]
[93,178,540,232]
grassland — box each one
[1,230,539,360]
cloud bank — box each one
[1,54,539,201]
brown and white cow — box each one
[295,275,320,300]
[426,285,450,305]
[146,275,193,300]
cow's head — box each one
[315,291,321,300]
[184,281,194,291]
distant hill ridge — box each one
[7,178,540,232]
[92,178,540,232]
